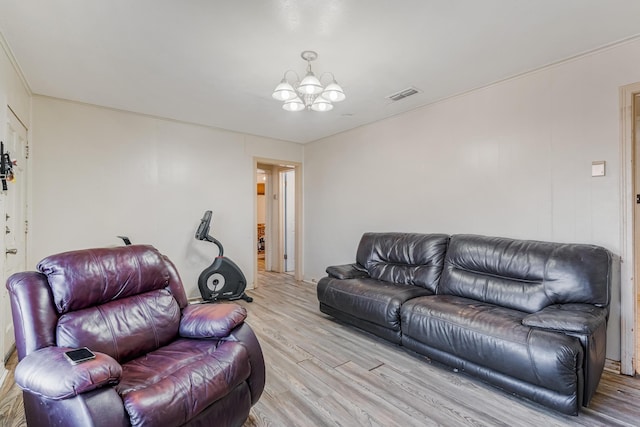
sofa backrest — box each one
[356,232,449,292]
[37,245,187,363]
[438,234,611,313]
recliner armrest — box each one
[522,303,608,335]
[180,303,247,338]
[226,323,266,406]
[15,346,121,400]
[326,263,369,280]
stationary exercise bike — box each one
[195,210,253,303]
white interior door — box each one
[1,108,28,364]
[283,169,295,272]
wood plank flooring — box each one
[2,269,640,426]
[0,349,23,427]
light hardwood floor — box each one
[2,269,640,426]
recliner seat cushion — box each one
[117,338,251,427]
[57,289,180,363]
[317,277,434,331]
[401,295,584,395]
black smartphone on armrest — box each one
[64,347,96,365]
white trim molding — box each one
[0,30,32,95]
[619,81,640,375]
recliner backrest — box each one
[438,234,612,313]
[37,245,187,363]
[356,232,449,292]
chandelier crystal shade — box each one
[272,51,345,112]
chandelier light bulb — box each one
[272,79,297,101]
[282,96,305,112]
[311,97,333,112]
[272,51,346,112]
[298,72,323,95]
[321,81,346,102]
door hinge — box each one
[25,145,29,159]
[25,220,28,234]
[284,254,288,260]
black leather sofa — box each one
[317,233,612,415]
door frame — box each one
[1,105,29,372]
[0,101,5,381]
[253,157,303,285]
[620,82,640,375]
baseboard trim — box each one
[604,359,621,374]
[0,367,7,388]
[3,343,15,365]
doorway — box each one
[254,159,302,286]
[1,107,28,367]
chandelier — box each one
[272,51,346,112]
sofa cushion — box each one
[438,234,611,313]
[317,277,434,331]
[57,289,181,363]
[401,295,583,395]
[117,338,251,427]
[355,233,449,291]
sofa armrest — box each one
[326,263,369,280]
[14,346,121,400]
[180,303,247,338]
[522,303,608,335]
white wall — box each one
[304,38,640,361]
[31,97,302,299]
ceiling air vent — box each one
[386,87,422,102]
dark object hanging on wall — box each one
[0,141,16,191]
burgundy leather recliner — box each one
[6,244,265,427]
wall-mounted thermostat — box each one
[591,161,605,177]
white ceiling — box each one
[1,1,640,144]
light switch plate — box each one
[592,161,605,177]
